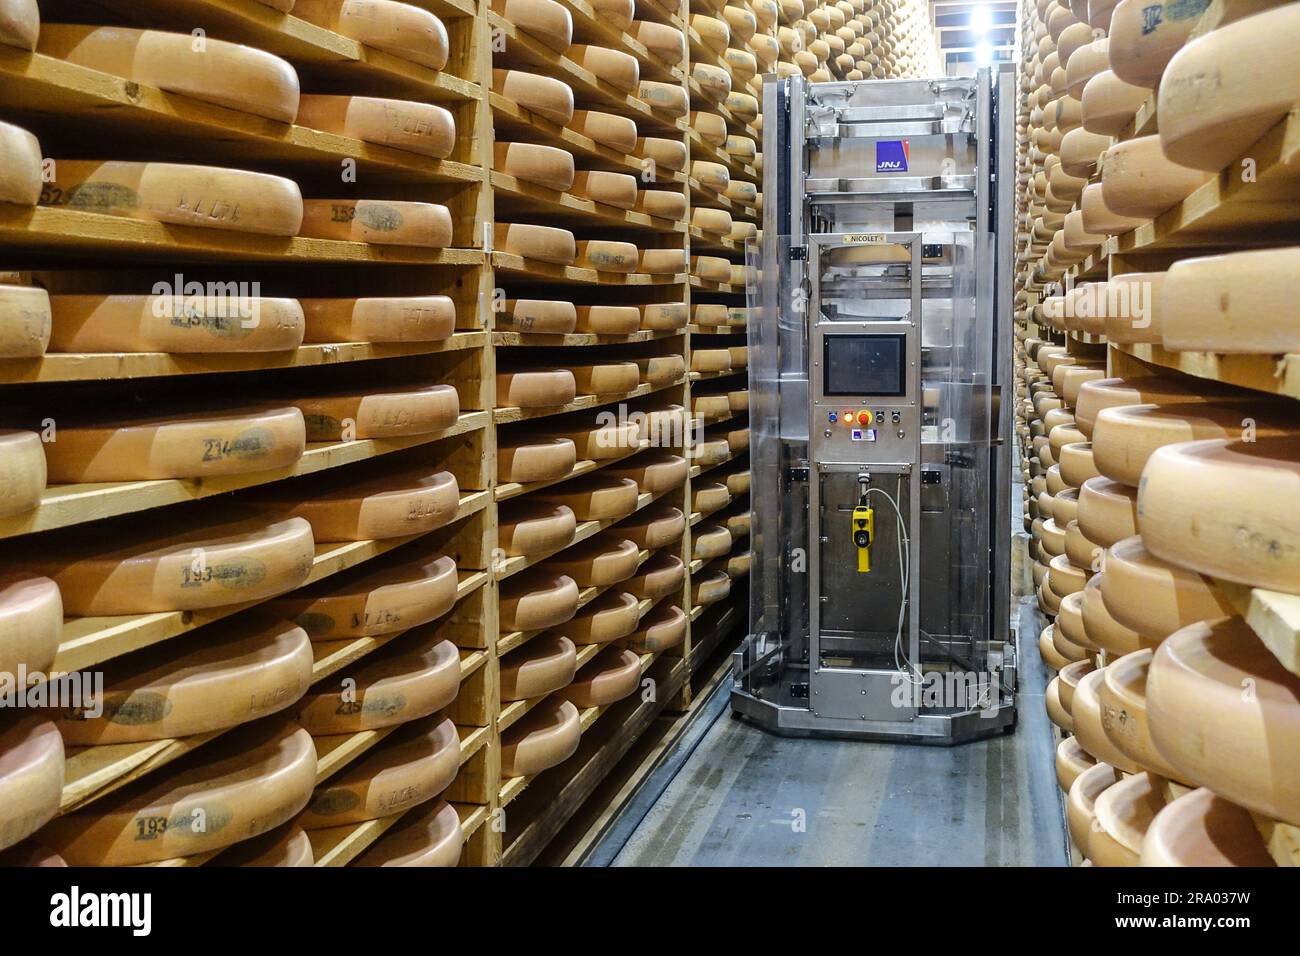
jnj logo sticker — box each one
[875,139,910,173]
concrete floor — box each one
[599,443,1067,867]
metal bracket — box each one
[789,245,807,261]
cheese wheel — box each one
[0,574,61,678]
[619,602,686,652]
[632,20,685,63]
[1067,762,1123,852]
[1064,521,1103,574]
[269,467,460,542]
[572,361,639,393]
[751,33,780,66]
[1076,477,1138,548]
[1140,788,1278,867]
[0,429,44,519]
[693,524,733,560]
[43,405,305,483]
[1102,535,1230,643]
[725,470,750,496]
[1080,182,1147,236]
[1045,673,1072,728]
[1095,402,1295,487]
[500,571,579,632]
[55,616,313,745]
[692,569,732,605]
[1099,648,1186,780]
[575,240,639,274]
[725,180,758,205]
[20,514,314,616]
[50,294,304,353]
[1039,518,1067,558]
[298,715,459,828]
[723,92,758,120]
[42,720,315,865]
[692,481,731,515]
[692,14,730,52]
[497,299,577,334]
[38,25,300,124]
[568,112,639,155]
[602,452,687,493]
[1082,573,1149,655]
[1147,617,1300,825]
[1080,70,1150,136]
[1056,734,1098,793]
[1090,771,1165,866]
[493,70,574,124]
[538,475,639,521]
[1074,375,1239,438]
[213,823,313,867]
[43,161,303,237]
[634,188,686,220]
[693,256,733,283]
[691,348,732,373]
[724,511,750,538]
[1158,5,1300,171]
[499,436,577,483]
[560,646,640,706]
[692,207,733,234]
[571,170,637,209]
[635,137,688,172]
[589,0,634,29]
[723,6,757,41]
[634,355,683,389]
[1101,136,1213,219]
[294,634,460,734]
[1058,128,1110,180]
[563,589,640,644]
[693,62,732,100]
[639,248,687,274]
[544,534,639,587]
[494,142,575,191]
[353,798,462,867]
[491,0,573,52]
[299,199,452,247]
[1059,442,1100,488]
[0,284,51,357]
[570,44,639,93]
[494,222,576,264]
[497,368,577,408]
[292,0,448,69]
[1075,668,1142,773]
[1106,0,1199,89]
[692,166,731,202]
[1139,438,1300,593]
[301,295,454,344]
[499,501,576,556]
[0,0,37,50]
[618,505,686,549]
[267,553,458,641]
[500,697,581,777]
[539,420,639,461]
[1161,248,1300,353]
[1058,657,1094,714]
[690,112,728,146]
[293,383,459,440]
[299,94,456,158]
[693,304,729,328]
[750,0,778,27]
[639,80,689,116]
[0,719,63,852]
[501,633,577,701]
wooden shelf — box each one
[689,226,746,255]
[49,492,491,674]
[492,250,686,287]
[0,331,487,386]
[495,440,650,501]
[1214,580,1300,678]
[493,329,683,346]
[493,376,687,423]
[1114,342,1300,401]
[0,205,486,266]
[688,129,761,182]
[0,411,489,539]
[555,0,685,84]
[0,48,483,187]
[42,0,482,103]
[492,172,686,235]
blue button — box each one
[828,412,837,423]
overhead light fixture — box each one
[974,40,993,65]
[971,6,992,33]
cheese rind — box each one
[0,574,61,677]
[298,716,460,827]
[631,20,685,63]
[43,161,304,236]
[499,571,579,632]
[213,823,314,867]
[0,718,64,852]
[1074,668,1142,774]
[1100,136,1213,220]
[1139,788,1278,867]
[292,0,449,70]
[1080,69,1149,136]
[54,616,314,745]
[494,142,575,191]
[1067,762,1123,853]
[496,299,577,334]
[538,475,639,521]
[500,698,581,776]
[569,44,639,93]
[491,0,573,52]
[41,720,316,865]
[352,799,463,867]
[498,501,576,556]
[493,70,575,124]
[42,405,306,482]
[543,534,640,587]
[560,646,641,706]
[618,600,686,651]
[638,80,689,116]
[575,241,639,274]
[494,223,577,264]
[0,0,37,50]
[617,506,686,550]
[1090,771,1165,866]
[299,199,452,247]
[500,633,577,701]
[1146,617,1300,826]
[1138,438,1300,594]
[266,553,459,640]
[0,429,45,519]
[563,589,640,644]
[299,94,456,158]
[20,515,315,616]
[292,384,460,439]
[496,368,577,407]
[1161,249,1300,353]
[269,468,460,542]
[1056,734,1097,793]
[37,25,300,123]
[1099,648,1187,781]
[294,635,461,734]
[1102,534,1230,645]
[301,295,454,343]
[498,436,577,484]
[0,284,51,357]
[571,171,637,209]
[635,137,688,171]
[569,110,638,151]
[49,294,304,353]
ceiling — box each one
[926,0,1019,73]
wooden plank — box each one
[492,172,686,234]
[1114,342,1300,401]
[493,376,686,423]
[491,251,687,287]
[1215,581,1300,677]
[0,411,490,538]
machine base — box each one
[729,684,1017,745]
